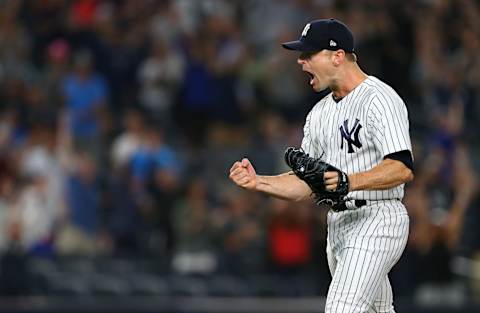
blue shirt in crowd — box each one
[63,73,108,138]
[66,175,101,236]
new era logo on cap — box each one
[282,18,354,53]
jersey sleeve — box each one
[300,110,315,156]
[367,94,412,158]
[300,109,324,158]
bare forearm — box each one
[349,159,414,191]
[256,172,312,202]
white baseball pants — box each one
[325,200,409,313]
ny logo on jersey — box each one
[340,118,363,153]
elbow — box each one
[404,168,414,183]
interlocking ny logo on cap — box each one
[329,39,337,47]
[301,23,311,37]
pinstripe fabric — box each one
[300,76,412,313]
[300,76,412,201]
[325,200,409,313]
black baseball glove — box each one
[284,147,349,209]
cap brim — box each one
[281,40,318,51]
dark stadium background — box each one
[0,0,479,312]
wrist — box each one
[255,175,266,191]
[347,174,356,191]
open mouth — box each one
[305,71,315,85]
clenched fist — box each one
[229,158,257,190]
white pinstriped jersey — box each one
[301,76,412,201]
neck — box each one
[330,64,368,99]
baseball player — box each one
[229,18,414,313]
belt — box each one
[332,200,367,212]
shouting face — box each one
[297,50,339,92]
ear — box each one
[332,50,346,66]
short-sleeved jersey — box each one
[301,76,412,201]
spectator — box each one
[10,124,64,256]
[267,199,313,273]
[171,178,216,274]
[62,49,110,159]
[0,157,16,253]
[110,108,145,170]
[42,39,71,110]
[106,165,145,256]
[402,101,477,300]
[57,151,110,255]
[262,31,310,121]
[137,38,184,125]
[213,190,266,275]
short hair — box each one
[346,52,357,62]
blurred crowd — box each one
[0,0,479,304]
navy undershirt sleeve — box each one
[384,150,414,171]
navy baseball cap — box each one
[282,18,354,53]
